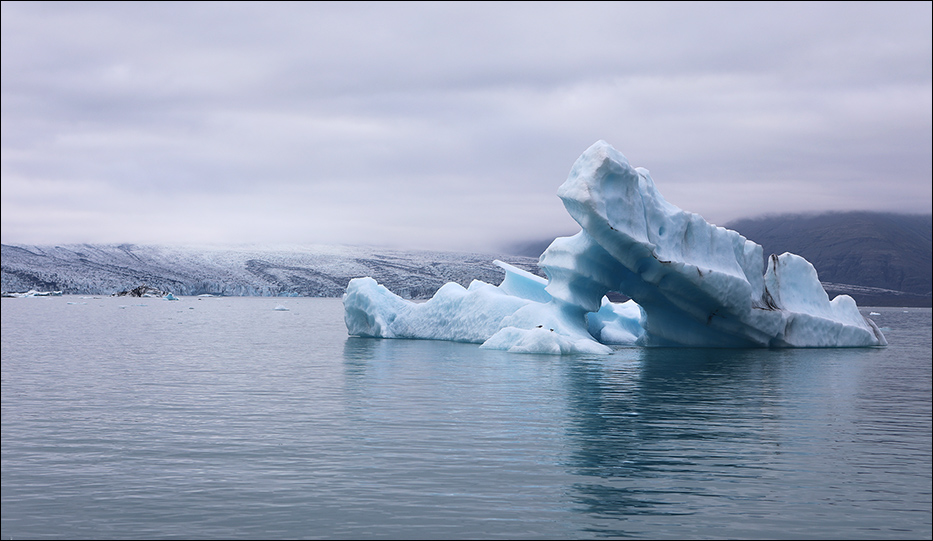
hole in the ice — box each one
[606,291,631,303]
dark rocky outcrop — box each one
[113,285,168,297]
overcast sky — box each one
[2,2,931,252]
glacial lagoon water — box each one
[1,296,930,539]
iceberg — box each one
[344,141,886,353]
[2,289,63,298]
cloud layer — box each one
[2,2,931,251]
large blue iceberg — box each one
[344,141,887,354]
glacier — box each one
[1,243,538,298]
[344,140,887,353]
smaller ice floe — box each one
[274,304,290,311]
[197,294,215,297]
[163,293,179,301]
[869,311,881,316]
[3,289,63,298]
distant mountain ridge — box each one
[725,212,931,307]
[1,243,540,299]
[506,212,932,307]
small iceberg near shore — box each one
[344,140,886,354]
[2,289,63,298]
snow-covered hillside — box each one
[1,243,541,298]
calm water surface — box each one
[2,296,930,539]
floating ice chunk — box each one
[480,325,602,355]
[274,304,290,311]
[480,303,613,354]
[163,293,179,301]
[4,289,63,298]
[344,140,885,352]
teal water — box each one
[2,296,930,539]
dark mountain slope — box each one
[726,212,931,306]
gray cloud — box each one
[2,1,930,252]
